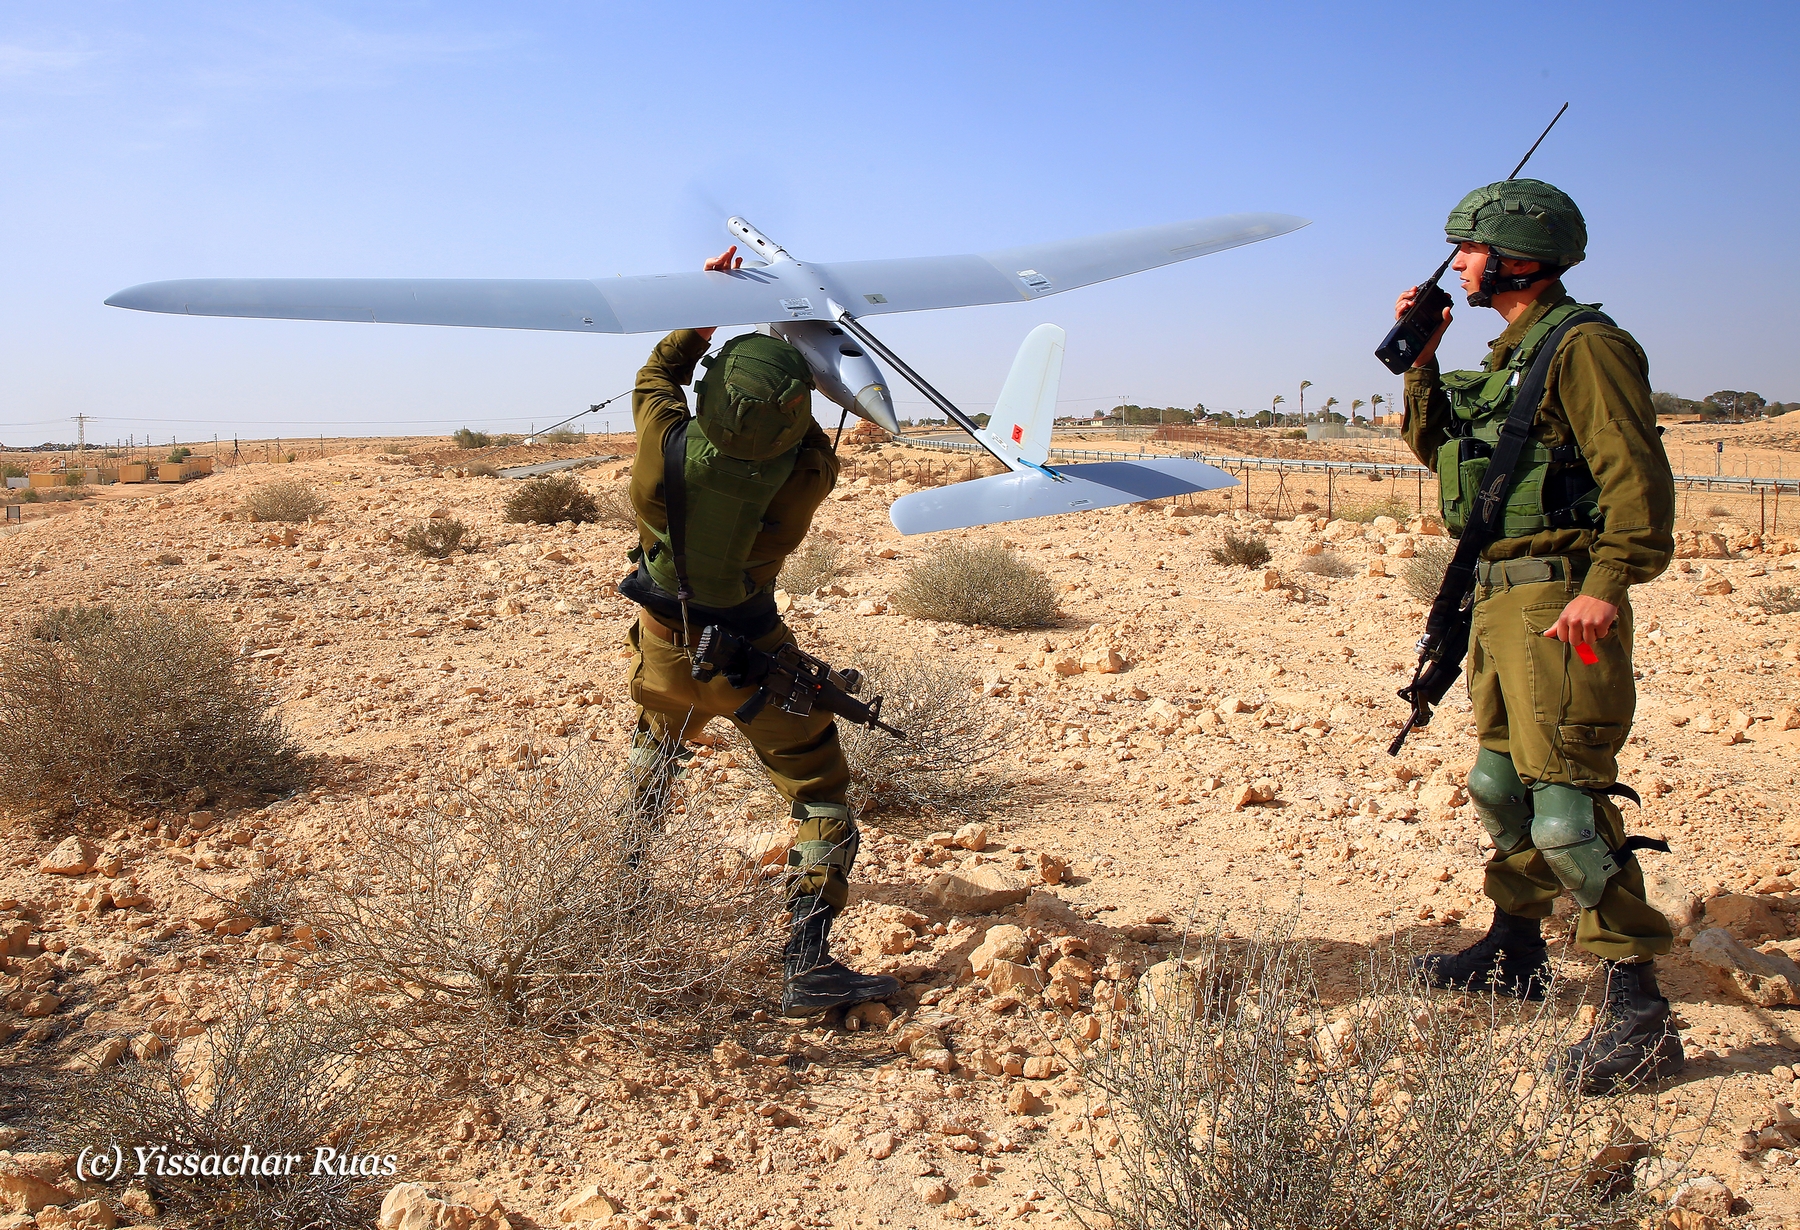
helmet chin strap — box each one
[1465,250,1560,308]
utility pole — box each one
[71,413,92,456]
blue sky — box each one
[2,2,1795,445]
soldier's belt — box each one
[1475,554,1586,590]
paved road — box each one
[496,455,618,479]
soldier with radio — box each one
[1395,180,1684,1092]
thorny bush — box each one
[1210,530,1272,569]
[1336,495,1414,524]
[1750,583,1800,615]
[241,480,326,524]
[306,745,784,1060]
[0,603,302,821]
[62,980,382,1230]
[399,517,480,559]
[779,536,844,595]
[1297,551,1356,578]
[893,540,1058,629]
[1403,537,1456,603]
[836,653,1013,820]
[589,482,638,531]
[503,474,599,525]
[1048,918,1708,1230]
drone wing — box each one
[105,213,1308,334]
[889,457,1239,535]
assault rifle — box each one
[691,624,907,739]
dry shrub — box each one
[1403,537,1456,602]
[399,517,480,558]
[62,980,381,1230]
[503,474,598,525]
[452,427,491,449]
[779,537,844,595]
[893,541,1058,628]
[0,603,302,817]
[838,654,1012,819]
[1707,504,1731,519]
[1750,584,1800,615]
[1298,551,1356,578]
[467,463,500,479]
[1210,530,1271,568]
[241,480,325,523]
[29,603,114,642]
[307,745,782,1056]
[1336,495,1413,524]
[1050,918,1704,1230]
[590,483,638,531]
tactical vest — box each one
[1437,300,1607,538]
[644,421,798,609]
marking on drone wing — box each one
[1011,424,1023,443]
[780,297,815,318]
[1016,270,1052,292]
[863,293,887,304]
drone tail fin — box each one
[976,323,1064,471]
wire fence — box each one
[897,435,1800,534]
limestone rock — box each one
[711,1039,752,1069]
[1695,574,1733,597]
[924,866,1029,914]
[556,1183,621,1222]
[986,960,1046,998]
[1006,1086,1044,1115]
[1139,959,1202,1017]
[39,837,96,876]
[968,925,1031,975]
[1037,853,1068,885]
[38,1200,115,1230]
[1231,779,1278,811]
[914,1179,952,1205]
[1704,893,1778,941]
[1417,782,1468,812]
[952,822,989,852]
[1674,531,1730,559]
[864,1131,896,1159]
[1671,1176,1734,1218]
[1689,927,1800,1006]
[0,1153,75,1213]
[1644,871,1703,930]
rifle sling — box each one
[662,418,693,604]
[1420,310,1605,652]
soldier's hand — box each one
[704,245,743,273]
[1396,287,1452,368]
[1543,595,1619,647]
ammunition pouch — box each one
[1531,784,1620,910]
[1467,748,1533,855]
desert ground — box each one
[4,421,1800,1229]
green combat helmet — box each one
[1445,178,1587,306]
[694,333,815,461]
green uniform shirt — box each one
[629,329,839,589]
[1402,284,1675,608]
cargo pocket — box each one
[1522,597,1635,733]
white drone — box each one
[107,212,1308,533]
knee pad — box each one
[788,802,858,882]
[1531,784,1620,910]
[1467,748,1533,855]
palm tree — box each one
[1271,394,1285,427]
[1322,396,1339,423]
[1299,379,1312,423]
[1370,393,1386,424]
[1351,398,1365,424]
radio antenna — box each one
[1508,102,1569,180]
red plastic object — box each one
[1574,642,1599,666]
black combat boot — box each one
[779,895,901,1018]
[1414,908,1550,1000]
[1561,960,1685,1094]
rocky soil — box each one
[4,429,1800,1229]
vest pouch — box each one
[1438,436,1492,537]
